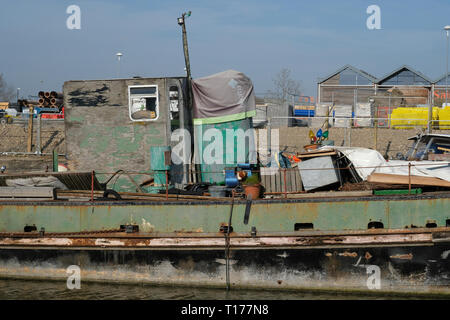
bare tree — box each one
[265,68,301,103]
[0,74,15,102]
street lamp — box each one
[444,26,450,107]
[177,11,192,79]
[116,52,123,78]
[17,88,20,102]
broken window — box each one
[128,85,159,121]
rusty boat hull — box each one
[0,192,449,294]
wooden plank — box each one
[261,174,268,193]
[367,173,450,188]
[290,169,296,191]
[270,171,276,193]
[284,169,290,192]
[288,169,294,192]
[279,170,285,193]
[0,187,55,198]
[286,169,292,192]
[291,168,299,191]
[296,151,337,159]
[287,191,373,199]
[295,168,303,191]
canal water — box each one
[0,278,423,300]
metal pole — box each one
[388,93,391,128]
[37,114,41,155]
[408,163,411,195]
[446,29,449,107]
[165,170,169,200]
[178,12,197,183]
[181,22,191,80]
[27,106,33,152]
[427,90,432,133]
[91,170,94,202]
[267,117,271,164]
[52,150,58,172]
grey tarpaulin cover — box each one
[192,70,256,124]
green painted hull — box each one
[0,194,449,233]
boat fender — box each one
[103,189,122,200]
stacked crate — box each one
[310,103,330,128]
[354,103,373,127]
[293,105,315,127]
[333,105,352,128]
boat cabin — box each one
[63,77,192,192]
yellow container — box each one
[438,106,450,129]
[391,107,439,129]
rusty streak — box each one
[390,253,413,260]
[0,233,433,249]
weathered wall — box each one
[63,78,186,191]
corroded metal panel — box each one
[0,195,449,234]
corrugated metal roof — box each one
[434,73,450,85]
[317,65,378,84]
[376,65,433,85]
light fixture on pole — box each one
[116,52,123,78]
[177,11,192,79]
[445,25,450,107]
[16,88,20,102]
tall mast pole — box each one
[178,11,192,107]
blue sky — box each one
[1,0,450,99]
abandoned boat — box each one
[0,71,449,295]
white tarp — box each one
[6,176,68,189]
[322,147,450,182]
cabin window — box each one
[128,85,159,121]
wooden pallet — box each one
[260,167,303,193]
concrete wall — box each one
[259,127,449,159]
[266,101,293,128]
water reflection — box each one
[0,278,424,300]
